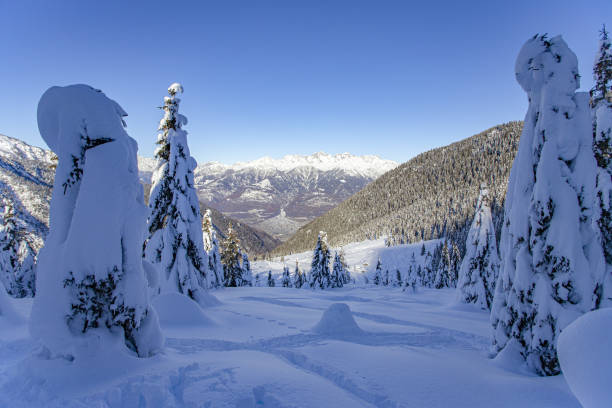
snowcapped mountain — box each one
[0,134,54,251]
[0,134,279,257]
[138,153,397,241]
[179,153,396,240]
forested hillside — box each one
[273,122,522,257]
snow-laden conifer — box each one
[457,185,500,309]
[202,209,223,288]
[241,252,253,287]
[31,84,163,358]
[293,261,306,288]
[281,266,292,287]
[592,27,612,305]
[373,258,383,286]
[144,83,209,304]
[221,223,242,287]
[330,252,345,288]
[591,25,612,107]
[490,35,604,375]
[0,204,20,296]
[267,271,275,287]
[309,231,331,289]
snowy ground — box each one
[253,238,441,283]
[0,287,579,407]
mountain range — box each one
[273,122,523,257]
[0,133,279,256]
[140,152,398,240]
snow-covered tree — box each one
[144,83,209,304]
[254,273,262,287]
[592,28,612,305]
[293,261,306,288]
[373,258,383,286]
[202,209,223,288]
[31,84,163,358]
[309,231,331,289]
[241,252,253,287]
[221,223,242,287]
[457,185,500,310]
[433,242,451,289]
[591,25,612,107]
[330,252,346,288]
[281,265,292,287]
[0,204,20,296]
[267,271,275,287]
[490,36,605,375]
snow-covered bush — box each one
[490,35,605,375]
[293,261,306,288]
[144,83,209,304]
[267,271,275,287]
[457,185,499,309]
[31,84,163,358]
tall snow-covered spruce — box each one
[592,26,612,304]
[457,184,499,310]
[30,84,163,358]
[490,35,605,376]
[144,83,210,304]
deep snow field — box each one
[0,285,579,407]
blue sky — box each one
[1,1,610,164]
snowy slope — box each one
[0,287,580,407]
[0,134,54,251]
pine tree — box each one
[591,25,612,107]
[281,265,292,287]
[0,204,20,296]
[267,271,275,287]
[221,223,242,287]
[144,83,208,304]
[491,35,604,375]
[330,252,345,288]
[373,258,383,286]
[457,185,500,310]
[592,27,612,306]
[293,261,306,288]
[309,231,332,289]
[433,242,450,289]
[255,273,262,287]
[240,252,253,287]
[202,209,223,288]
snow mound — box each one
[312,303,363,336]
[558,308,612,408]
[152,293,215,327]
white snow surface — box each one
[558,308,612,408]
[0,286,582,407]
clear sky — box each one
[1,0,610,164]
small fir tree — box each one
[330,252,345,288]
[202,209,223,288]
[373,258,383,286]
[281,265,293,287]
[221,223,243,287]
[267,271,275,287]
[294,261,306,288]
[591,25,612,107]
[309,231,332,289]
[457,185,500,310]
